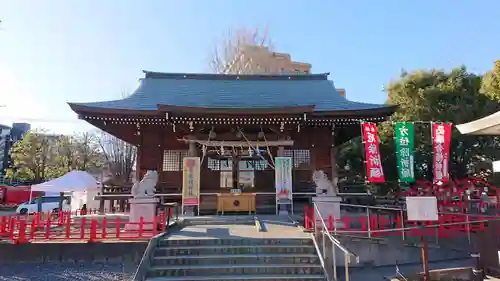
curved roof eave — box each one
[311,104,397,117]
[69,101,397,118]
[68,102,160,116]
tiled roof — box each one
[70,71,392,112]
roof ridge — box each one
[142,70,330,81]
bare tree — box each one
[74,132,103,170]
[55,132,103,172]
[97,132,137,185]
[56,135,76,172]
[209,26,274,74]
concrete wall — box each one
[0,242,147,263]
[336,238,470,267]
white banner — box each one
[275,157,293,205]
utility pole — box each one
[421,232,430,281]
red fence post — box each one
[361,215,367,234]
[0,216,6,234]
[16,220,27,244]
[79,217,86,239]
[44,217,51,240]
[304,204,309,230]
[379,217,386,236]
[30,218,37,240]
[160,212,167,232]
[115,217,121,239]
[89,219,98,242]
[139,217,144,238]
[152,216,158,236]
[328,216,333,231]
[102,217,107,239]
[65,214,71,239]
[370,216,378,237]
[57,211,63,226]
[9,217,15,241]
[310,207,315,229]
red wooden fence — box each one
[0,209,174,244]
[304,204,492,238]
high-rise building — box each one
[223,45,345,97]
[223,45,311,74]
[0,122,31,176]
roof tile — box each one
[71,72,390,112]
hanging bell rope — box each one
[237,126,275,170]
[260,125,276,168]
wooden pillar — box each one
[99,183,105,214]
[158,128,164,173]
[330,125,338,191]
[331,124,338,180]
[187,135,199,157]
[232,150,240,189]
[136,131,143,181]
[330,147,338,180]
[277,147,284,157]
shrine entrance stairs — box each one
[135,215,326,281]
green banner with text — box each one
[394,122,415,183]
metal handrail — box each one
[312,203,358,281]
[340,202,402,211]
[314,203,357,257]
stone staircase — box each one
[144,238,325,281]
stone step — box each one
[154,244,316,256]
[151,253,320,266]
[146,274,325,281]
[182,216,256,225]
[159,238,313,247]
[146,264,324,278]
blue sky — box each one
[0,1,498,134]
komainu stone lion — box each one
[131,170,158,198]
[312,170,338,196]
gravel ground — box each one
[0,262,136,281]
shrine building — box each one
[68,71,396,214]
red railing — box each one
[304,204,492,238]
[0,209,174,244]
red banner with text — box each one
[432,123,452,183]
[362,123,385,183]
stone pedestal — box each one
[278,204,290,216]
[125,197,159,231]
[312,196,344,228]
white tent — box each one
[31,171,101,212]
[456,111,500,135]
[457,111,500,173]
[31,171,98,192]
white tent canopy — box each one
[456,111,500,135]
[31,171,99,193]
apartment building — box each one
[0,123,31,176]
[223,45,345,97]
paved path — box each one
[167,216,309,240]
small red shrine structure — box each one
[68,71,396,213]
